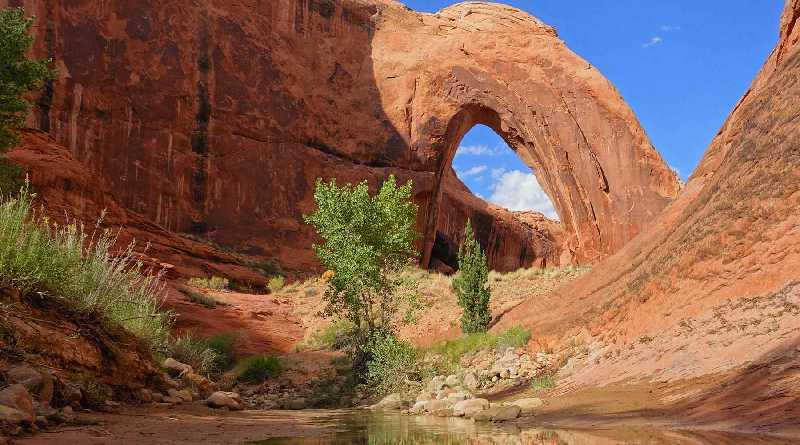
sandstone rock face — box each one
[500,0,800,431]
[7,0,677,272]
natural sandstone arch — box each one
[371,1,680,267]
[12,0,679,273]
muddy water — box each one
[251,411,794,445]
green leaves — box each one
[304,174,418,356]
[452,220,492,333]
[0,7,56,152]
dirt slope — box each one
[498,0,800,433]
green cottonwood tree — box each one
[0,7,55,192]
[304,175,418,357]
[452,220,491,333]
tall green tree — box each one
[304,175,418,361]
[0,7,55,192]
[452,219,491,333]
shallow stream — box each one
[251,411,795,445]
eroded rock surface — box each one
[6,0,678,272]
[499,0,800,433]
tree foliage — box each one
[0,7,55,192]
[452,220,491,333]
[304,175,418,359]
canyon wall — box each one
[4,0,678,272]
[499,0,800,430]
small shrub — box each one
[267,275,285,293]
[367,333,420,396]
[302,319,356,351]
[206,332,237,370]
[182,289,221,308]
[452,220,491,333]
[187,276,229,290]
[530,375,556,391]
[237,355,282,383]
[168,333,222,376]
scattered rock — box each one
[137,388,153,403]
[444,374,459,387]
[446,392,471,402]
[206,392,243,411]
[0,405,31,426]
[473,405,521,422]
[512,397,544,416]
[284,398,307,410]
[462,372,479,391]
[162,358,193,377]
[423,399,452,413]
[415,390,435,402]
[371,393,411,411]
[453,398,489,417]
[151,392,165,403]
[409,401,427,414]
[167,388,193,403]
[427,375,446,392]
[0,385,35,424]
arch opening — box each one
[452,125,559,221]
[425,107,570,274]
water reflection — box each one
[249,411,793,445]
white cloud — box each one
[490,167,507,179]
[641,36,663,49]
[456,165,488,179]
[659,25,681,32]
[488,170,559,220]
[456,144,498,156]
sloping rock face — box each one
[6,0,677,272]
[500,0,800,431]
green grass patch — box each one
[0,186,172,350]
[187,276,229,290]
[530,375,556,391]
[425,326,531,366]
[236,355,282,383]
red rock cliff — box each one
[4,0,678,272]
[500,0,800,430]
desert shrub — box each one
[366,333,421,396]
[182,289,222,308]
[236,355,282,383]
[206,332,237,370]
[267,275,285,293]
[187,276,229,290]
[0,186,172,350]
[304,175,418,366]
[168,333,222,376]
[452,220,491,333]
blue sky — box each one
[400,0,785,218]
